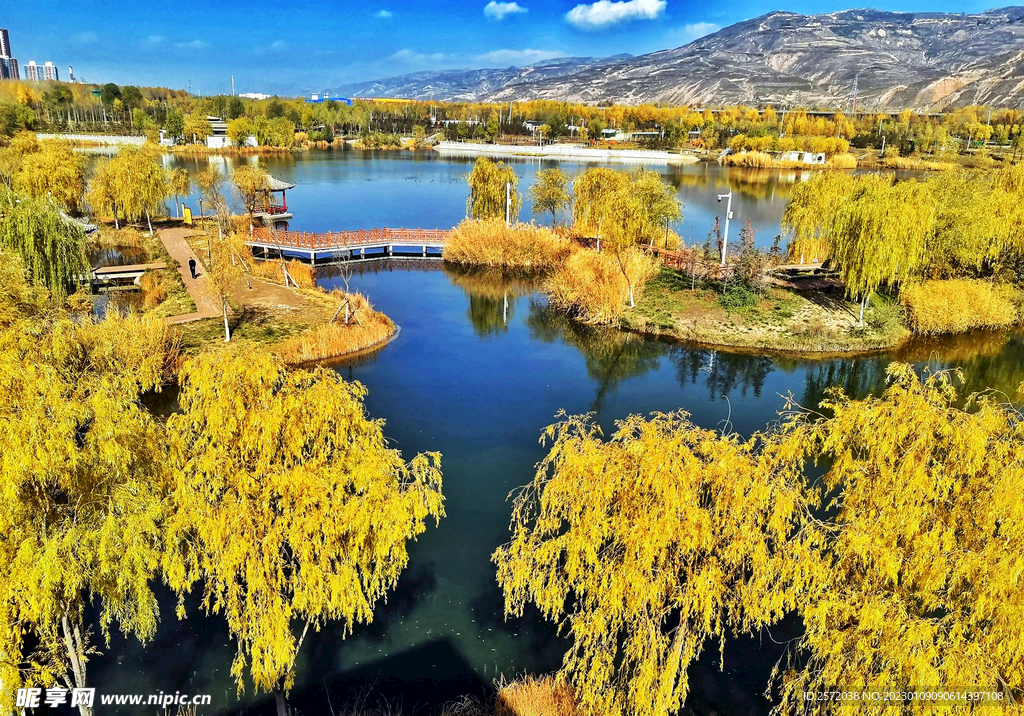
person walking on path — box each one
[188,257,198,279]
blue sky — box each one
[4,0,996,95]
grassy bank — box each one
[623,268,908,354]
[174,231,396,363]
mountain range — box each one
[330,8,1024,110]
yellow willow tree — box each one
[164,347,444,716]
[572,167,630,242]
[529,166,571,225]
[782,169,856,264]
[110,145,169,235]
[493,412,816,716]
[466,156,522,221]
[205,227,244,342]
[773,364,1024,716]
[0,186,87,298]
[13,139,86,212]
[785,173,935,322]
[0,311,170,716]
[168,167,191,218]
[86,157,120,228]
[830,175,936,322]
[232,162,270,215]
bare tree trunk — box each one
[222,297,231,342]
[274,688,288,716]
[859,292,868,325]
[146,211,154,236]
[61,615,93,716]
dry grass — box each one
[495,675,579,716]
[247,257,317,288]
[90,226,144,248]
[827,153,859,169]
[444,219,574,270]
[722,151,774,168]
[901,279,1021,334]
[138,271,168,309]
[273,291,394,364]
[545,247,658,324]
[880,156,956,171]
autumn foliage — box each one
[901,279,1020,333]
[444,218,573,270]
[544,248,657,324]
[496,365,1024,716]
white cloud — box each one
[176,39,208,49]
[484,1,527,20]
[664,21,719,45]
[143,35,165,46]
[475,48,565,65]
[376,9,393,18]
[254,40,289,55]
[390,48,450,65]
[565,0,665,29]
[72,31,99,45]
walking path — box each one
[158,228,227,324]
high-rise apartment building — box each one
[23,60,38,81]
[43,60,57,81]
[0,28,19,80]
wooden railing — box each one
[251,226,450,249]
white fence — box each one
[434,141,699,165]
[36,133,147,146]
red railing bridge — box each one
[247,226,451,261]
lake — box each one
[92,150,1024,715]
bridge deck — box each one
[92,262,167,277]
[247,227,450,260]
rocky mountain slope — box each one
[336,8,1024,110]
[330,56,629,103]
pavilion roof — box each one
[267,176,296,191]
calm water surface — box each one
[92,152,1024,715]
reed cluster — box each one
[901,279,1020,333]
[880,156,955,171]
[494,675,579,716]
[827,153,859,169]
[273,292,394,364]
[544,247,657,324]
[722,151,775,168]
[138,271,168,309]
[444,219,573,270]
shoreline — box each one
[620,316,910,357]
[434,140,700,165]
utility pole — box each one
[717,191,733,266]
[505,182,511,227]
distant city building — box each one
[0,28,20,80]
[306,92,353,105]
[24,60,39,81]
[239,92,271,100]
[69,65,75,82]
[43,61,58,81]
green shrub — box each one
[719,283,758,309]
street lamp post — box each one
[717,190,733,266]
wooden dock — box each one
[247,226,449,262]
[87,262,166,289]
